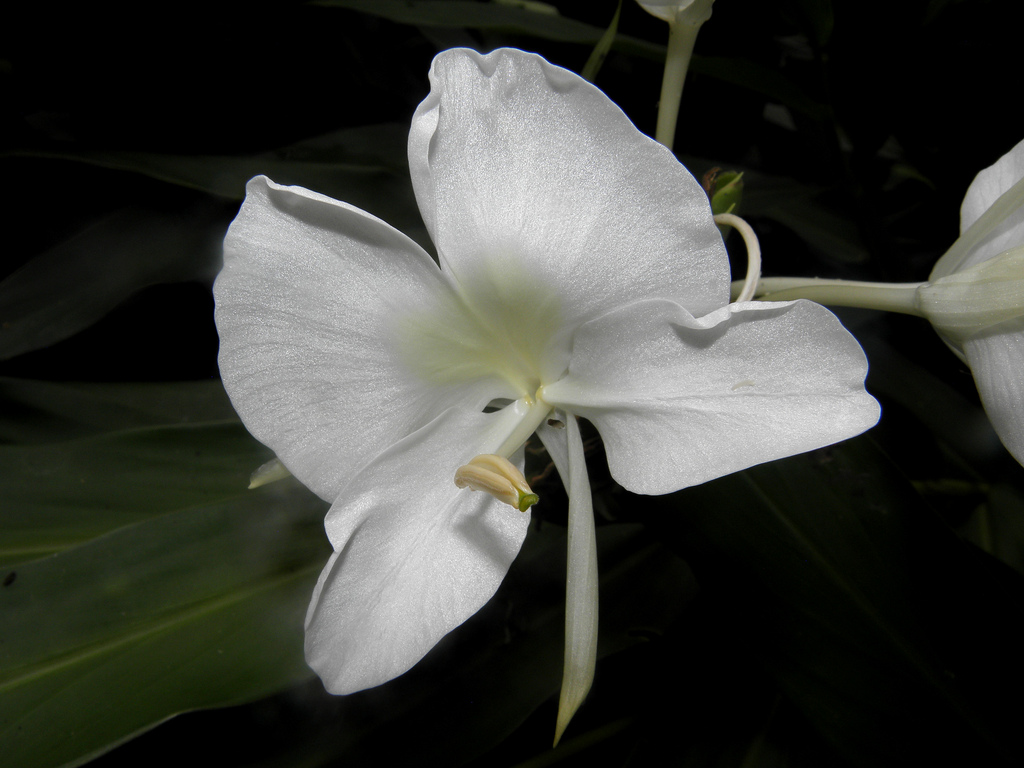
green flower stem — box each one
[655,18,701,150]
[732,276,926,316]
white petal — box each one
[304,403,532,693]
[408,48,730,339]
[537,414,598,746]
[933,137,1024,277]
[215,176,517,501]
[963,318,1024,465]
[543,299,880,494]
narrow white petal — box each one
[304,403,532,693]
[215,176,516,501]
[409,48,729,338]
[963,318,1024,465]
[538,415,599,745]
[543,299,879,494]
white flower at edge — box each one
[919,138,1024,464]
[213,48,879,742]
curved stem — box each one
[716,213,761,302]
[731,276,926,316]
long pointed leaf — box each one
[0,482,329,768]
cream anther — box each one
[454,454,539,512]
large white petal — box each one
[304,404,532,694]
[215,176,518,501]
[933,137,1024,277]
[963,317,1024,465]
[408,48,730,344]
[537,415,598,746]
[542,299,879,494]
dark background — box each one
[3,1,1024,766]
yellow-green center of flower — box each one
[394,262,566,399]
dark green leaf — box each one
[312,0,665,60]
[209,522,695,768]
[7,125,411,202]
[0,480,329,768]
[679,156,871,266]
[0,421,274,567]
[580,0,621,83]
[959,483,1024,575]
[692,55,830,120]
[0,378,238,444]
[2,125,428,361]
[0,205,224,361]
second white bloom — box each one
[922,138,1024,463]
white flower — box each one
[214,47,878,741]
[919,138,1024,464]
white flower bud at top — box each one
[636,0,715,25]
[916,246,1024,349]
[454,454,540,512]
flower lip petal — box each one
[305,404,532,694]
[409,47,730,331]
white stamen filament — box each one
[495,394,555,459]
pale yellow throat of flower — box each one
[454,454,539,512]
[393,261,564,398]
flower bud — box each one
[636,0,715,25]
